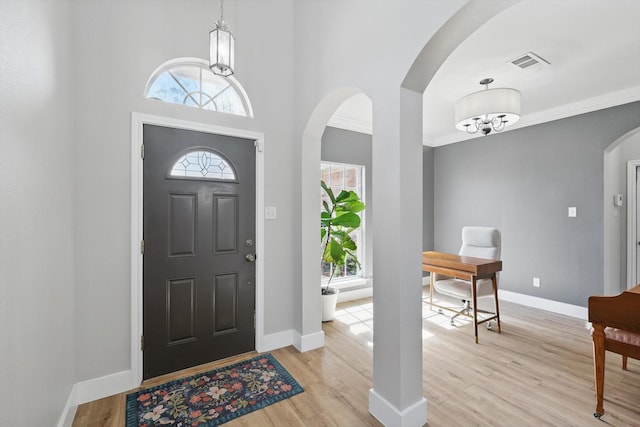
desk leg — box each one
[592,324,605,418]
[492,274,501,333]
[429,272,434,311]
[472,276,479,344]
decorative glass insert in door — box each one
[170,150,237,181]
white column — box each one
[299,131,325,350]
[369,87,426,426]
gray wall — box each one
[423,147,435,252]
[430,101,640,306]
[321,126,373,282]
[0,0,76,424]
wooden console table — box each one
[588,285,640,418]
[422,251,502,343]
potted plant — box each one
[320,180,365,321]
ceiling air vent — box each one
[510,52,550,71]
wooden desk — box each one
[588,285,640,418]
[422,251,502,343]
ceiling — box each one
[328,0,640,147]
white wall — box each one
[604,140,623,294]
[0,0,76,424]
[71,0,295,381]
[620,133,640,162]
[292,1,467,422]
[69,1,467,392]
[0,1,524,425]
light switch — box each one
[568,207,577,218]
[614,194,624,206]
[265,206,277,219]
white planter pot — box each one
[321,290,339,322]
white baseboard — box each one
[75,370,134,405]
[57,370,133,427]
[61,328,325,424]
[262,328,326,353]
[262,329,328,353]
[369,388,428,427]
[293,330,325,352]
[498,289,588,320]
[57,287,581,426]
[425,280,587,320]
[337,286,373,303]
[261,329,295,352]
[56,385,78,427]
[258,328,331,354]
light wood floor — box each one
[72,293,640,426]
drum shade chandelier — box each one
[209,0,235,77]
[455,78,521,136]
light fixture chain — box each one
[220,0,224,21]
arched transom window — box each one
[145,58,253,117]
[170,149,237,181]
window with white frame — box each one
[320,161,365,282]
[144,58,253,117]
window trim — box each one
[320,161,366,283]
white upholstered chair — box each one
[432,226,501,326]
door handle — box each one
[245,254,256,262]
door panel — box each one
[214,195,238,253]
[143,124,255,380]
[168,193,197,257]
[167,278,196,344]
[213,273,239,334]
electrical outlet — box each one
[533,277,541,288]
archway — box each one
[297,1,521,425]
[298,87,367,350]
[369,2,521,425]
[603,127,640,295]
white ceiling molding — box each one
[327,113,373,135]
[425,84,640,147]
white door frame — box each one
[626,160,640,289]
[130,112,265,385]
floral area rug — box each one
[126,354,304,426]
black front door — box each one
[143,124,256,380]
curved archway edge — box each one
[298,1,520,425]
[297,87,369,348]
[603,126,640,297]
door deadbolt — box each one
[245,239,254,247]
[245,253,256,262]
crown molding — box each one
[327,113,373,135]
